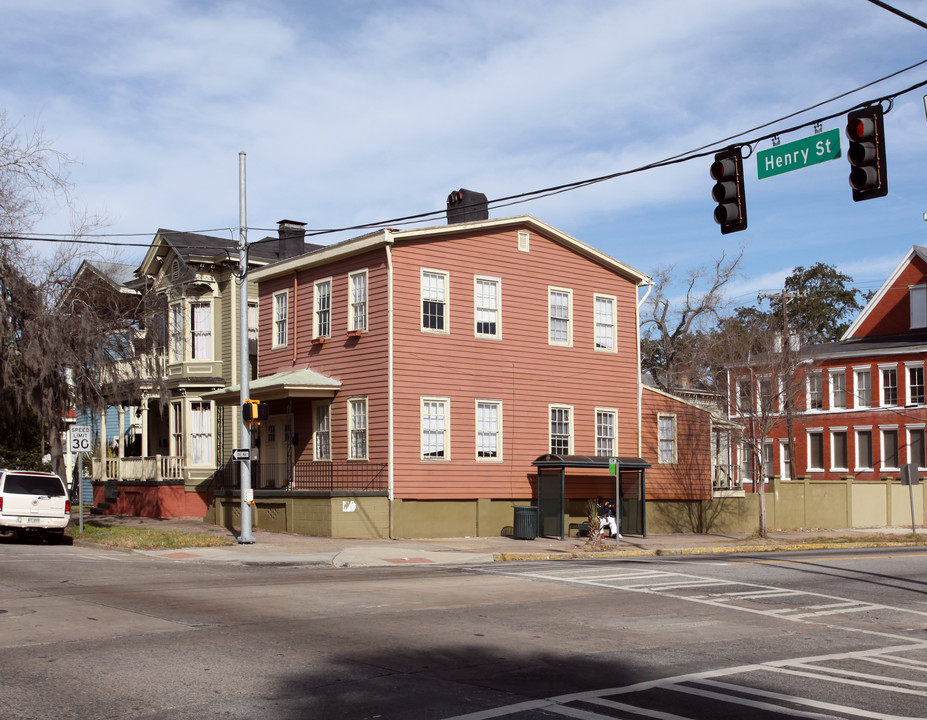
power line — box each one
[865,0,927,30]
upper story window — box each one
[169,302,183,362]
[596,409,617,457]
[880,366,898,407]
[658,414,677,464]
[910,284,927,329]
[273,290,288,348]
[349,270,368,333]
[549,404,572,455]
[757,376,775,415]
[190,301,212,360]
[548,288,572,346]
[807,373,823,411]
[829,370,846,410]
[421,397,449,460]
[907,363,925,405]
[422,269,448,333]
[474,277,501,338]
[854,368,871,408]
[594,295,617,352]
[314,279,332,339]
[248,302,258,355]
[735,378,753,415]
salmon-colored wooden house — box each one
[207,213,651,538]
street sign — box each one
[70,425,91,453]
[757,128,840,179]
[232,448,251,462]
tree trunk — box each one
[757,480,767,538]
[47,425,66,481]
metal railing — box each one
[213,461,388,492]
[92,455,184,482]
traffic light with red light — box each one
[242,399,269,425]
[710,147,747,234]
[846,106,887,202]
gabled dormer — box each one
[842,246,927,340]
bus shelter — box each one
[531,454,651,542]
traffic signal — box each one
[710,147,747,234]
[242,399,269,425]
[846,105,887,201]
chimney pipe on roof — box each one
[277,219,307,259]
[446,188,488,224]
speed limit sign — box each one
[70,425,91,453]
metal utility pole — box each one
[237,152,255,544]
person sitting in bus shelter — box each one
[597,497,621,538]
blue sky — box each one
[2,0,926,311]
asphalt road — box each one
[1,539,926,719]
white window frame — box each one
[807,429,824,471]
[593,294,617,352]
[348,397,368,460]
[517,230,530,252]
[911,284,927,329]
[313,278,332,339]
[190,401,213,466]
[190,300,213,360]
[273,290,289,349]
[658,413,677,464]
[314,403,331,461]
[907,425,926,470]
[738,442,752,484]
[474,276,501,339]
[880,364,898,407]
[169,301,184,362]
[421,397,450,461]
[855,427,873,472]
[807,372,823,411]
[421,269,449,334]
[906,362,925,406]
[349,269,368,333]
[757,376,775,415]
[830,427,848,472]
[548,287,573,347]
[476,400,502,462]
[248,301,259,356]
[779,439,792,481]
[854,367,871,409]
[880,425,900,471]
[828,370,846,410]
[735,377,753,416]
[595,408,617,457]
[171,401,183,457]
[549,404,573,455]
[762,440,774,480]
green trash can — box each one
[513,505,538,540]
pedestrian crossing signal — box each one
[242,399,269,424]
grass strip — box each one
[68,522,235,550]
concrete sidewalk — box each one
[71,514,925,568]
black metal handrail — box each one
[213,461,388,492]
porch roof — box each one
[203,368,341,404]
[532,454,651,470]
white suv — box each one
[0,469,70,541]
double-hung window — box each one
[807,430,824,471]
[829,370,846,410]
[314,279,332,339]
[422,270,448,332]
[171,402,183,457]
[169,303,184,362]
[757,376,774,415]
[314,404,331,461]
[736,378,753,415]
[349,270,368,333]
[911,284,927,329]
[881,366,898,406]
[190,301,212,359]
[854,368,871,408]
[549,405,572,454]
[807,373,823,411]
[908,426,926,469]
[908,363,925,405]
[474,277,500,338]
[596,409,617,457]
[190,401,213,466]
[856,428,873,470]
[881,427,899,469]
[348,398,368,460]
[779,440,792,481]
[476,401,502,460]
[421,398,449,460]
[831,429,848,471]
[548,288,572,346]
[658,414,676,464]
[248,302,259,355]
[594,295,616,352]
[273,290,288,348]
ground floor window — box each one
[856,429,873,471]
[314,404,331,460]
[421,398,449,460]
[807,431,824,471]
[190,401,213,466]
[349,398,368,460]
[476,401,501,460]
[549,405,572,455]
[908,426,926,469]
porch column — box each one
[98,406,107,479]
[117,405,126,458]
[140,396,149,457]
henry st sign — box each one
[757,128,841,179]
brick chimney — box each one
[446,189,488,224]
[277,219,307,259]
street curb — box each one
[492,540,924,563]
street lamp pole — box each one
[237,151,255,543]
